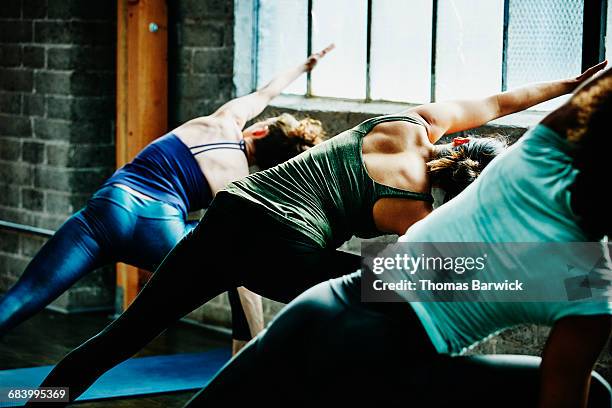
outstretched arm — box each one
[408,60,607,143]
[213,44,335,129]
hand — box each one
[305,43,335,72]
[568,60,608,90]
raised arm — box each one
[408,60,607,143]
[538,314,612,408]
[213,44,335,129]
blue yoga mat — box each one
[0,348,231,407]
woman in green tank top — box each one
[32,62,607,402]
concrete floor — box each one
[0,310,230,407]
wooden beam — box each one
[115,0,168,312]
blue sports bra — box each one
[103,134,246,216]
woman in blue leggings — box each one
[0,45,334,352]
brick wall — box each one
[1,0,610,383]
[169,0,234,128]
[0,0,116,312]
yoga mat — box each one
[0,348,231,407]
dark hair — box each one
[253,113,325,169]
[427,136,508,201]
[567,73,612,239]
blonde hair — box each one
[253,113,325,169]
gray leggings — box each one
[187,271,612,408]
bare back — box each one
[361,119,434,235]
[172,115,249,197]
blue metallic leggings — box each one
[0,185,250,339]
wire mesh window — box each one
[256,0,606,110]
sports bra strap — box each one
[375,185,434,204]
[355,114,429,135]
[189,140,246,157]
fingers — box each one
[310,43,336,60]
[305,43,335,71]
[579,60,608,80]
[318,43,336,57]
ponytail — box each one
[427,136,507,201]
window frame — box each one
[253,0,608,104]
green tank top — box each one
[225,115,434,248]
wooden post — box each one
[115,0,168,312]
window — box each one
[256,0,607,110]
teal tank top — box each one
[398,124,612,355]
[225,115,434,248]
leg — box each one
[189,221,262,354]
[228,287,263,355]
[185,276,350,407]
[31,210,240,404]
[0,211,107,335]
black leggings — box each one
[33,192,361,404]
[186,271,612,408]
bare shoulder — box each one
[172,115,242,145]
[366,117,431,155]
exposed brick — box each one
[34,118,112,143]
[175,48,193,74]
[0,206,34,225]
[0,68,33,92]
[47,46,114,70]
[34,21,114,45]
[34,71,71,94]
[44,143,68,166]
[33,213,66,230]
[70,72,114,96]
[0,138,21,160]
[22,46,45,68]
[33,165,70,191]
[0,113,32,137]
[192,49,232,74]
[20,235,47,258]
[47,0,116,20]
[45,191,87,214]
[0,0,22,18]
[0,92,22,114]
[222,22,233,47]
[47,96,113,121]
[0,20,33,43]
[0,161,32,185]
[23,0,47,19]
[174,97,226,123]
[176,74,232,99]
[0,272,15,291]
[22,93,44,116]
[21,187,43,211]
[0,44,22,67]
[176,0,232,21]
[47,143,113,168]
[22,140,44,164]
[0,183,21,207]
[4,254,29,277]
[69,168,112,193]
[180,23,225,47]
[0,230,20,254]
[33,166,110,193]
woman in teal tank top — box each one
[178,66,612,407]
[31,62,607,403]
